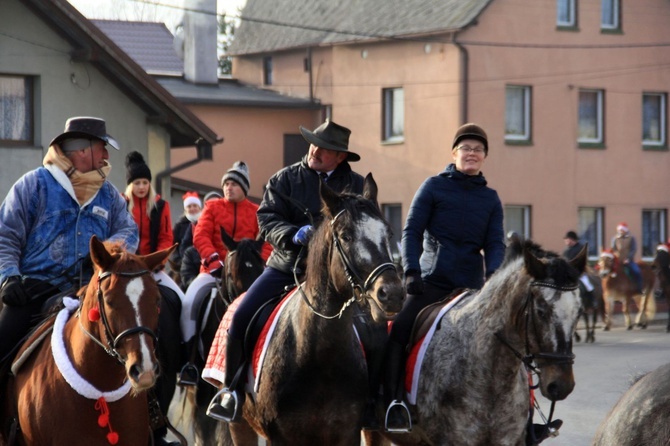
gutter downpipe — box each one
[154,137,218,196]
[452,34,469,124]
[306,47,314,102]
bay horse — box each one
[178,233,265,446]
[223,174,405,445]
[651,244,670,333]
[597,250,655,330]
[365,239,586,446]
[592,361,670,445]
[0,236,174,446]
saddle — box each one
[408,288,468,348]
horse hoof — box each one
[603,326,610,331]
[627,325,633,330]
[574,333,581,343]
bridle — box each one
[299,208,397,319]
[495,280,579,372]
[78,269,158,365]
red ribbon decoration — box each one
[95,397,120,445]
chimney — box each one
[183,0,218,85]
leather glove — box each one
[202,253,223,276]
[1,276,30,307]
[405,271,424,295]
[292,225,314,246]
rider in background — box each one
[0,116,138,362]
[384,123,505,432]
[611,222,643,293]
[169,191,202,289]
[563,230,595,299]
[178,161,271,386]
[207,119,365,422]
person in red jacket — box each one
[123,151,173,255]
[178,161,271,386]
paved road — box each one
[536,316,670,446]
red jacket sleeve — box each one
[156,200,174,252]
[194,202,218,261]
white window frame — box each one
[557,0,577,27]
[642,209,667,260]
[505,85,531,142]
[0,74,33,145]
[504,205,531,240]
[382,87,404,143]
[578,89,604,144]
[642,93,666,147]
[578,207,604,261]
[601,0,620,30]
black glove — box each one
[1,276,30,307]
[405,271,424,295]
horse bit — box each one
[299,208,396,319]
[78,269,158,365]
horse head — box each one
[518,241,585,401]
[653,244,670,277]
[84,236,175,391]
[306,173,405,321]
[221,227,265,301]
[598,250,618,278]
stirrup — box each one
[177,363,199,387]
[206,387,240,422]
[384,399,412,433]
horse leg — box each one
[604,296,614,331]
[635,292,649,329]
[623,297,633,330]
[229,420,261,446]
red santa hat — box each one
[616,222,629,233]
[182,191,202,209]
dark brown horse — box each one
[573,269,603,343]
[597,250,655,330]
[592,361,670,445]
[365,239,585,446]
[0,236,174,445]
[221,174,405,445]
[652,244,670,333]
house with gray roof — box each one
[229,0,670,259]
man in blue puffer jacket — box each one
[383,123,505,432]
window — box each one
[642,209,666,259]
[263,56,273,85]
[642,93,666,148]
[557,0,577,27]
[382,87,404,142]
[504,205,531,240]
[382,203,402,263]
[601,0,620,30]
[578,89,604,145]
[505,85,532,142]
[578,207,604,260]
[0,75,33,145]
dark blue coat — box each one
[402,163,505,290]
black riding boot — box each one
[383,340,412,433]
[206,333,245,422]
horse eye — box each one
[340,233,352,242]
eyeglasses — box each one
[456,145,485,154]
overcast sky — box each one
[67,0,247,32]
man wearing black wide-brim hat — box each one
[206,119,371,423]
[0,116,138,361]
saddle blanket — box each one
[202,288,297,390]
[405,290,469,405]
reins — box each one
[494,279,578,437]
[78,268,158,365]
[297,208,396,320]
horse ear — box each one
[320,178,342,218]
[568,243,588,274]
[141,244,177,272]
[220,227,238,251]
[523,245,547,280]
[89,235,113,272]
[362,173,378,206]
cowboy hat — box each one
[49,116,120,150]
[299,120,360,162]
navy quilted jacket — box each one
[401,163,505,290]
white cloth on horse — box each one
[180,272,217,343]
[580,273,595,292]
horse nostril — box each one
[129,364,141,382]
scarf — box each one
[43,145,111,206]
